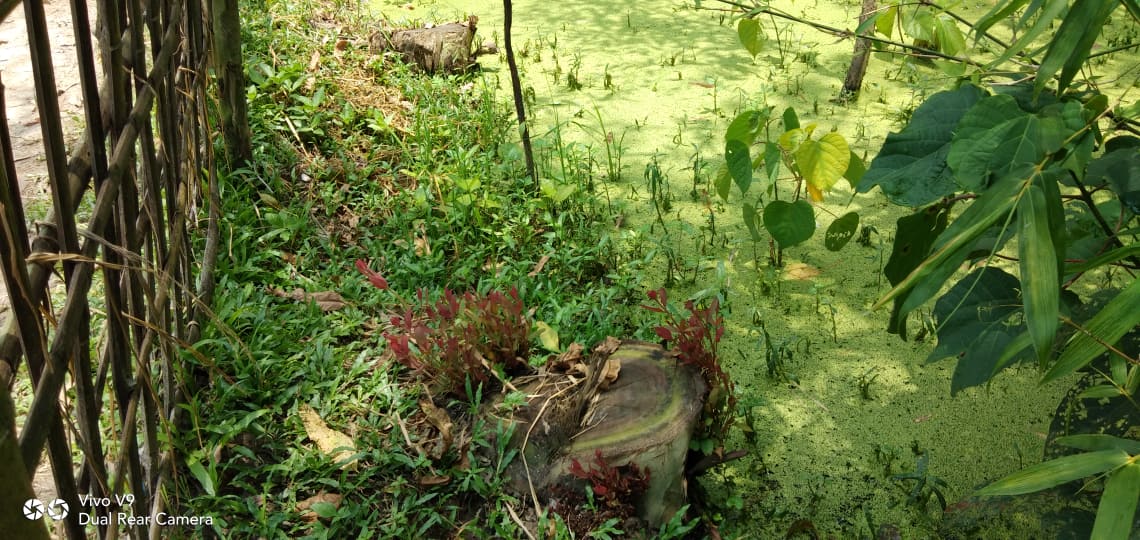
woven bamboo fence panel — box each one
[0,0,222,537]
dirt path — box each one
[1,0,99,516]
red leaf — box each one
[354,259,389,290]
[654,327,673,341]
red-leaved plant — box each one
[642,288,736,438]
[568,449,651,509]
[356,260,531,398]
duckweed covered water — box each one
[370,0,1136,536]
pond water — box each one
[369,0,1118,536]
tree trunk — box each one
[503,0,537,191]
[211,0,250,167]
[840,0,877,101]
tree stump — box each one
[370,16,479,73]
[488,339,708,529]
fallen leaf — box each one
[296,491,343,523]
[548,342,584,372]
[594,336,622,356]
[534,321,559,352]
[418,398,453,458]
[784,262,821,281]
[307,50,321,72]
[269,288,348,312]
[417,474,451,486]
[598,356,621,390]
[298,404,357,468]
[528,254,550,277]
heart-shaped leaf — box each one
[763,200,815,248]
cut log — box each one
[489,339,707,529]
[370,16,478,73]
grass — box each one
[175,1,657,537]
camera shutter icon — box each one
[46,499,69,520]
[22,499,45,520]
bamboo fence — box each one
[0,0,239,537]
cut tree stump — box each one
[370,15,481,73]
[488,338,708,528]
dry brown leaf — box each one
[413,222,432,256]
[784,262,821,281]
[417,474,451,486]
[598,356,621,390]
[269,288,348,312]
[296,491,343,523]
[307,49,322,72]
[547,342,584,373]
[418,398,454,458]
[594,336,622,356]
[298,404,357,469]
[528,254,550,277]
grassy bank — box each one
[176,2,663,537]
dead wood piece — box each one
[370,15,479,73]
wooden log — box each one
[370,16,479,73]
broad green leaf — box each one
[1055,435,1140,454]
[905,6,937,44]
[854,11,881,37]
[540,178,576,203]
[743,203,763,242]
[933,14,966,56]
[764,142,782,185]
[1019,184,1060,366]
[534,321,560,352]
[947,95,1026,189]
[725,110,766,145]
[715,163,732,201]
[1036,0,1117,96]
[763,200,815,248]
[875,4,897,37]
[1045,277,1140,383]
[778,127,808,153]
[975,450,1130,497]
[188,461,216,496]
[796,132,850,199]
[726,139,753,195]
[311,501,340,518]
[857,85,986,206]
[825,212,859,251]
[738,18,763,58]
[875,168,1023,314]
[782,107,800,131]
[883,206,951,338]
[1091,462,1140,540]
[993,330,1033,377]
[1087,146,1140,215]
[843,150,866,188]
[925,268,1029,394]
